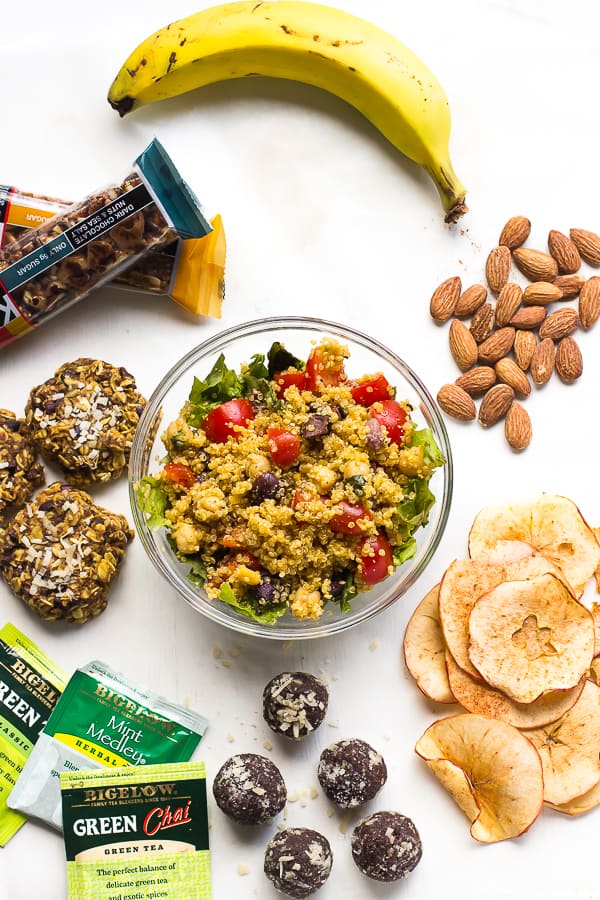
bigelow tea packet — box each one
[61,762,211,900]
[0,622,67,845]
[8,660,208,831]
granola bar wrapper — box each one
[0,188,225,319]
[0,138,213,349]
[0,622,68,845]
[61,761,211,900]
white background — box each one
[1,1,600,898]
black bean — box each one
[328,576,344,597]
[366,417,384,449]
[249,472,283,504]
[301,414,330,440]
[252,571,289,607]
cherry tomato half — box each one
[359,533,394,585]
[369,399,408,446]
[329,501,373,534]
[164,462,196,488]
[273,369,309,397]
[306,346,346,392]
[203,399,254,443]
[267,427,301,468]
[351,373,392,406]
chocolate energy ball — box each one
[25,358,146,485]
[262,672,329,741]
[264,827,333,898]
[317,738,387,808]
[212,753,286,825]
[351,811,423,882]
[0,481,133,623]
[0,409,44,515]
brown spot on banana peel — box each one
[126,58,147,78]
[166,51,177,74]
[280,24,297,35]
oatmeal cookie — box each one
[0,409,44,515]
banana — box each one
[108,1,467,222]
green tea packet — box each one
[0,621,67,845]
[61,761,211,900]
[8,660,208,831]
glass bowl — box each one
[129,316,453,639]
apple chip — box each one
[547,779,600,817]
[593,527,600,592]
[589,658,600,684]
[468,573,595,703]
[415,713,544,843]
[403,585,455,704]
[525,680,600,806]
[468,495,600,597]
[439,550,565,681]
[445,652,584,729]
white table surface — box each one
[2,1,600,897]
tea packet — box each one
[0,622,67,845]
[61,761,211,900]
[8,660,208,831]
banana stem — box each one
[426,159,468,224]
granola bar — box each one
[0,482,133,623]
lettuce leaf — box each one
[187,353,243,425]
[241,352,280,408]
[393,537,418,566]
[336,571,357,613]
[411,427,446,469]
[218,582,287,624]
[136,476,169,529]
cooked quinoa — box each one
[138,338,444,623]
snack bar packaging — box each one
[7,660,208,831]
[0,622,68,845]
[0,138,213,349]
[0,186,225,320]
[61,761,211,900]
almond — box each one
[522,282,562,305]
[470,302,495,343]
[505,403,532,452]
[495,283,523,327]
[499,216,531,249]
[570,228,600,265]
[430,276,461,323]
[555,336,583,383]
[530,338,555,385]
[449,319,478,371]
[494,357,531,397]
[553,273,585,298]
[455,366,497,396]
[454,284,487,318]
[513,248,558,282]
[478,327,515,364]
[509,306,547,329]
[538,307,578,341]
[514,330,537,371]
[578,276,600,330]
[437,384,476,421]
[478,384,514,427]
[548,230,581,274]
[485,245,512,293]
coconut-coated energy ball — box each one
[262,671,329,740]
[351,811,423,882]
[212,753,286,825]
[264,827,333,898]
[317,738,387,808]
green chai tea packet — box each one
[61,762,211,900]
[8,660,208,831]
[0,621,68,845]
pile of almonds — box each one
[432,217,600,451]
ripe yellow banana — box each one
[108,1,467,221]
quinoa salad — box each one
[137,338,445,623]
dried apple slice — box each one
[439,549,566,681]
[403,585,455,704]
[415,713,544,843]
[468,573,595,703]
[589,658,600,684]
[547,779,600,816]
[524,680,600,806]
[468,495,600,597]
[445,652,584,729]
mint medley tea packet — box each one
[61,762,211,900]
[0,622,67,844]
[8,660,208,830]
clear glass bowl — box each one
[129,316,453,639]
